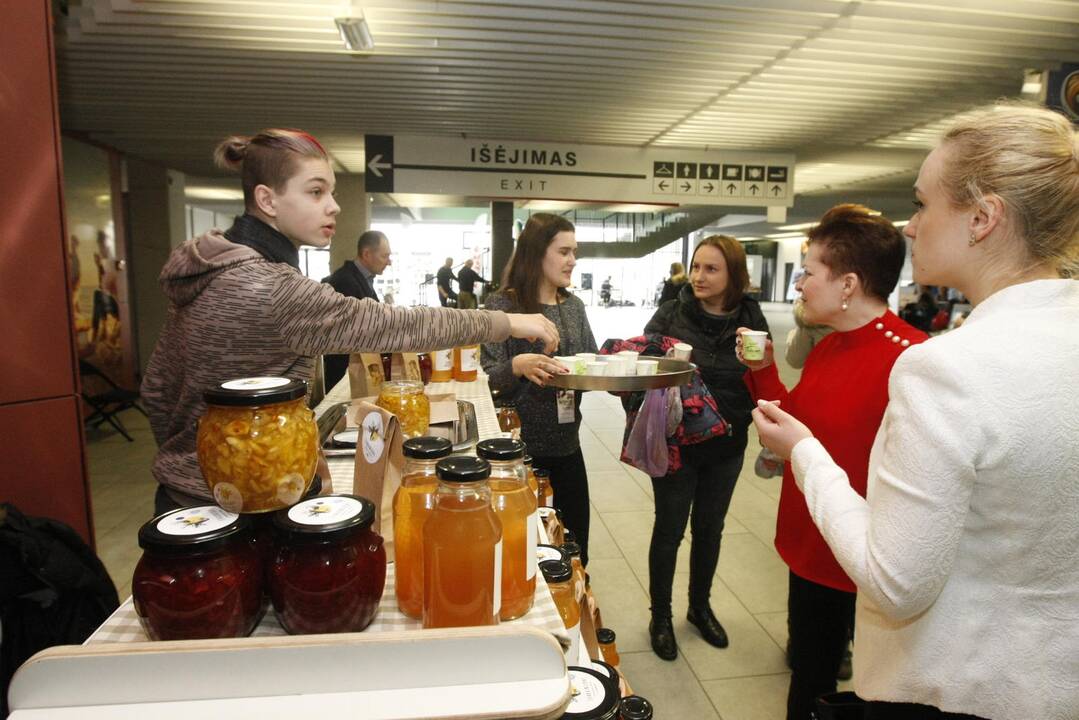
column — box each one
[329,174,368,273]
[490,201,515,287]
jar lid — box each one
[435,456,490,483]
[534,468,550,478]
[561,541,582,559]
[139,505,251,555]
[203,377,307,407]
[380,379,423,392]
[536,544,568,564]
[523,454,533,466]
[402,436,453,459]
[539,559,572,584]
[618,695,654,720]
[589,659,618,684]
[475,437,525,461]
[562,667,621,720]
[272,494,375,542]
[596,627,616,644]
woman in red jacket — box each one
[737,205,927,720]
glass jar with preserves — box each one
[536,543,568,566]
[561,541,587,603]
[429,348,454,383]
[132,506,265,641]
[270,495,386,635]
[541,559,581,661]
[561,666,621,720]
[477,438,536,620]
[197,377,318,514]
[495,402,521,440]
[423,457,502,628]
[535,468,555,509]
[376,380,431,439]
[394,436,453,619]
[596,627,621,668]
[453,344,479,382]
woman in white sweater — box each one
[752,103,1079,720]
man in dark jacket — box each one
[456,259,489,309]
[436,257,457,307]
[321,230,391,389]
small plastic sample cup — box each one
[740,330,768,361]
[636,360,659,376]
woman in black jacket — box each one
[642,235,769,661]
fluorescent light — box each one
[892,220,909,227]
[777,221,815,231]
[335,12,374,51]
[1021,70,1043,97]
[186,187,244,201]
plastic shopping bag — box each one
[624,388,669,478]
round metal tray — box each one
[546,358,696,391]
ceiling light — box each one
[777,221,816,231]
[335,9,374,52]
[186,187,244,201]
[1020,70,1044,97]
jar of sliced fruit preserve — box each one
[197,377,317,513]
[132,505,265,641]
[269,495,386,634]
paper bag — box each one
[349,399,404,556]
[349,352,423,398]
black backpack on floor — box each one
[0,503,120,717]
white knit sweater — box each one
[791,279,1079,720]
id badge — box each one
[556,390,575,424]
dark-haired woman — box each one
[642,235,769,661]
[481,213,598,564]
[737,205,927,720]
[142,129,558,514]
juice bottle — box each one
[523,455,539,498]
[429,348,454,383]
[476,438,536,620]
[422,456,502,628]
[535,468,555,508]
[453,344,479,382]
[393,436,453,619]
[561,541,587,603]
[596,627,621,668]
[540,560,581,661]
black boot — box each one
[687,605,729,648]
[649,616,678,661]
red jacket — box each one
[744,311,927,592]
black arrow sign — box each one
[680,181,692,192]
[702,182,715,193]
[726,183,737,194]
[771,185,783,196]
[748,184,760,195]
[658,180,669,191]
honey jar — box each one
[560,666,621,720]
[561,541,587,602]
[197,377,317,514]
[429,348,454,383]
[376,380,431,439]
[269,495,386,635]
[535,468,555,509]
[540,559,581,661]
[596,627,621,668]
[618,696,654,720]
[133,506,264,641]
[453,344,479,382]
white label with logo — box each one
[158,506,236,536]
[288,496,363,525]
[221,377,290,391]
[526,511,538,580]
[433,349,453,371]
[361,411,386,464]
[460,346,479,372]
[565,619,582,666]
[566,670,606,714]
[492,539,503,617]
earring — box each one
[968,232,978,247]
[841,300,849,311]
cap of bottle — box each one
[561,541,582,559]
[539,559,573,584]
[402,436,453,459]
[618,695,654,720]
[596,627,616,645]
[435,456,491,483]
[476,437,526,460]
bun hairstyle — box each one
[213,129,329,211]
[939,103,1079,277]
[806,204,907,303]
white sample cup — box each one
[585,361,607,376]
[575,352,596,364]
[604,356,626,375]
[740,330,768,361]
[636,360,659,376]
[556,356,585,375]
[671,343,692,361]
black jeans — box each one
[647,436,744,617]
[531,447,590,566]
[864,703,986,720]
[787,571,856,720]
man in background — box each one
[456,259,489,309]
[321,230,392,390]
[436,257,457,307]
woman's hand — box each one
[735,326,775,370]
[507,313,560,353]
[512,354,569,386]
[752,399,813,461]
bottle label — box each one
[157,506,236,536]
[492,539,503,618]
[433,349,453,371]
[221,377,290,391]
[288,496,363,526]
[566,669,605,714]
[544,494,554,509]
[526,511,538,580]
[460,346,479,372]
[566,619,582,665]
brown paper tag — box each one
[349,400,403,557]
[348,352,384,398]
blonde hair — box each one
[214,129,328,211]
[939,103,1079,277]
[669,262,686,283]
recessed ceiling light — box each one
[335,5,374,51]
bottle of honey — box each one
[453,344,480,382]
[596,627,621,668]
[561,541,587,604]
[393,436,453,619]
[523,454,539,498]
[422,456,502,628]
[540,560,581,661]
[535,468,555,508]
[429,348,454,383]
[476,438,536,620]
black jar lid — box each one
[403,436,453,459]
[618,695,654,720]
[539,559,573,584]
[537,544,568,564]
[523,454,533,466]
[534,468,550,479]
[561,666,621,720]
[203,377,307,407]
[139,505,251,555]
[589,659,618,685]
[596,627,616,645]
[435,456,490,483]
[561,541,582,559]
[272,494,375,542]
[475,437,525,461]
[563,527,575,544]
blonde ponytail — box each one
[213,135,250,171]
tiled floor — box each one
[87,301,851,718]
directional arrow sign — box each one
[702,182,715,193]
[660,180,669,190]
[653,177,672,194]
[748,184,760,196]
[363,134,395,192]
[726,183,737,194]
[681,181,692,191]
[771,185,783,196]
[367,154,392,178]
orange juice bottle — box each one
[422,456,502,628]
[393,436,453,619]
[453,344,479,382]
[477,438,537,620]
[524,454,539,498]
[429,348,454,383]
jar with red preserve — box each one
[269,494,386,634]
[132,505,265,641]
